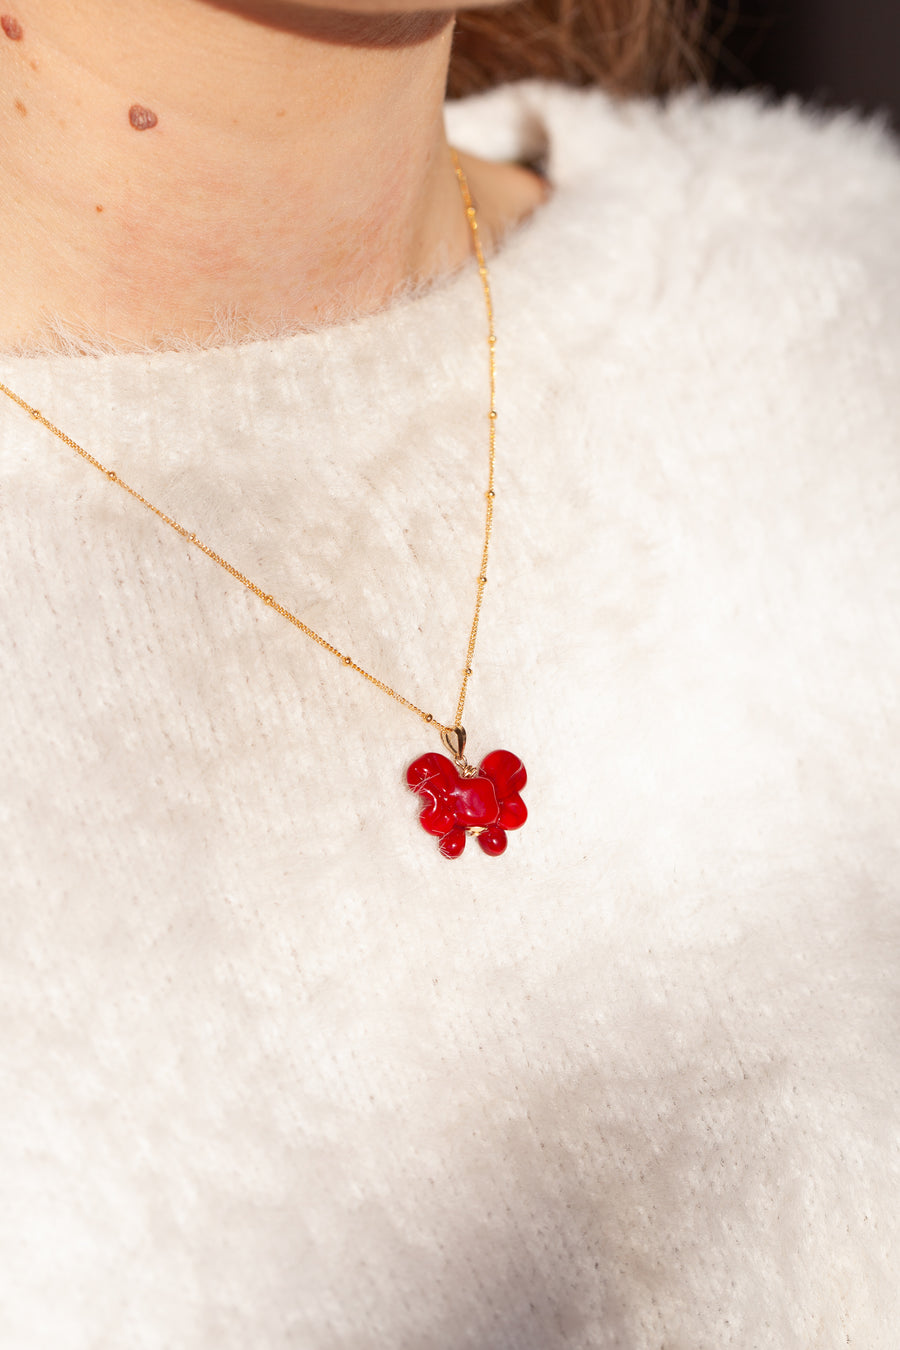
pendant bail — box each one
[441,725,466,760]
[441,724,477,776]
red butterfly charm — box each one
[406,744,527,858]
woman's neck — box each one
[0,0,502,350]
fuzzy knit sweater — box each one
[1,80,899,1349]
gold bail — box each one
[441,725,478,777]
[441,725,467,761]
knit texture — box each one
[1,81,899,1348]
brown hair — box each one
[448,0,714,100]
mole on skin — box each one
[14,97,26,115]
[1,14,24,40]
[129,104,158,131]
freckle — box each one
[276,108,286,118]
[13,97,25,116]
[129,103,158,131]
[1,14,24,40]
[96,204,104,213]
[29,58,37,70]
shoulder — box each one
[453,80,900,425]
[449,80,900,309]
[460,84,900,698]
[448,76,900,201]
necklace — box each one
[0,151,527,859]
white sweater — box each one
[1,81,899,1348]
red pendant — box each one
[406,740,527,858]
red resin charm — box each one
[406,748,527,858]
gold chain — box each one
[0,150,497,742]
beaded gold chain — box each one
[0,150,529,858]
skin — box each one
[0,0,547,350]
